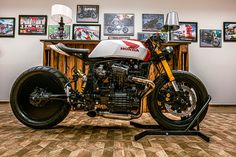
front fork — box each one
[156,49,180,92]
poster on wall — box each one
[200,29,222,48]
[48,25,70,39]
[137,32,168,42]
[223,22,236,42]
[104,13,134,36]
[76,5,99,23]
[137,32,154,41]
[108,36,130,40]
[170,22,198,42]
[0,17,15,37]
[73,24,101,40]
[142,14,164,32]
[19,15,47,35]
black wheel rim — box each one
[17,72,65,121]
[156,79,202,124]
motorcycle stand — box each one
[130,95,211,142]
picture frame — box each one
[104,13,134,36]
[72,24,101,41]
[200,29,222,48]
[170,22,198,42]
[137,32,168,42]
[48,25,70,40]
[19,15,47,35]
[137,32,154,42]
[142,14,164,32]
[223,22,236,42]
[0,17,15,37]
[76,5,99,23]
[108,36,130,40]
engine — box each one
[90,59,149,114]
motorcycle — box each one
[107,24,129,34]
[10,13,209,130]
[78,9,97,19]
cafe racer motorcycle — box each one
[10,33,209,130]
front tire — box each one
[148,71,209,130]
[10,66,71,129]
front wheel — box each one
[107,27,113,33]
[122,27,129,33]
[10,66,71,129]
[148,71,209,130]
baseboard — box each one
[0,101,9,103]
[209,103,236,106]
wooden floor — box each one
[0,103,235,157]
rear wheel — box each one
[10,66,71,129]
[148,71,209,130]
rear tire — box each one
[148,71,209,130]
[10,66,71,129]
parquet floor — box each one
[0,103,235,157]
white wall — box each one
[0,0,236,104]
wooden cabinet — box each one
[41,40,99,92]
[40,39,190,112]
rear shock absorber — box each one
[74,69,87,93]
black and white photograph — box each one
[76,5,99,23]
[142,14,164,32]
[200,29,222,48]
[104,13,134,36]
[170,22,198,42]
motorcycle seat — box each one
[56,43,90,55]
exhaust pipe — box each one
[92,77,155,120]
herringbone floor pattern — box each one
[0,103,235,157]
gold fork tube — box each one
[156,50,175,81]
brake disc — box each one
[164,85,197,117]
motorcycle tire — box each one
[91,12,97,19]
[122,27,129,33]
[79,13,84,19]
[10,66,71,129]
[107,27,113,33]
[147,70,209,130]
[213,38,220,47]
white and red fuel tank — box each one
[88,39,150,61]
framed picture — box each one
[170,22,198,42]
[0,17,15,37]
[72,24,101,40]
[108,36,130,40]
[48,25,70,39]
[200,29,222,48]
[137,32,168,42]
[142,14,164,32]
[19,15,47,35]
[137,32,153,41]
[76,5,99,23]
[223,22,236,42]
[104,13,134,36]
